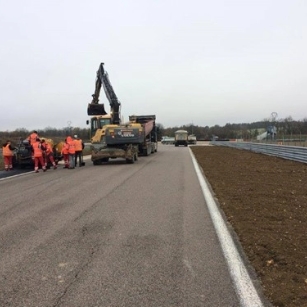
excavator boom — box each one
[87,63,121,124]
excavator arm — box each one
[87,63,121,125]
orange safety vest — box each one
[68,141,75,154]
[45,142,53,155]
[61,143,69,155]
[3,144,13,157]
[65,137,75,154]
[28,132,38,144]
[32,141,43,158]
[74,139,83,151]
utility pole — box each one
[67,121,72,135]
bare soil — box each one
[191,146,307,307]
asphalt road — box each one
[0,145,261,307]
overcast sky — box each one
[1,0,306,131]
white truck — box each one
[174,130,188,147]
[188,134,197,145]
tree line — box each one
[1,116,307,144]
[158,116,307,141]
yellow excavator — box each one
[87,63,156,164]
[87,63,121,143]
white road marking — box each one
[0,155,92,181]
[190,149,264,307]
[0,171,34,181]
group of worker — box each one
[2,130,84,173]
[61,135,85,169]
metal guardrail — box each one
[210,141,307,164]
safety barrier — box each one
[210,141,307,164]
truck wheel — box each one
[93,160,102,165]
[126,156,135,164]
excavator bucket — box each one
[87,103,108,116]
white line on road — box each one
[189,149,264,307]
[0,171,34,181]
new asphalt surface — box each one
[0,145,267,306]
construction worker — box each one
[61,138,69,168]
[2,140,15,171]
[73,135,84,167]
[66,136,76,169]
[41,139,57,170]
[31,137,47,173]
[27,130,39,145]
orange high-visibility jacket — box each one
[28,132,38,144]
[45,142,53,155]
[61,143,69,155]
[32,141,43,158]
[74,139,83,151]
[2,144,13,157]
[66,137,76,154]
